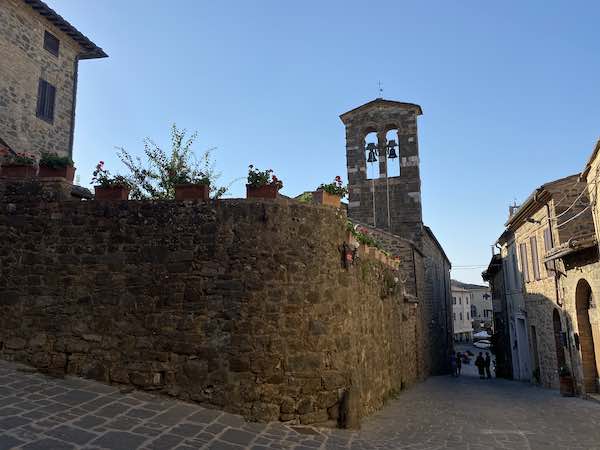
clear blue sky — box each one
[48,0,600,284]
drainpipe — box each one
[68,55,80,160]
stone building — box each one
[340,98,453,376]
[488,173,598,391]
[0,0,107,158]
[482,254,513,379]
[451,282,474,343]
[451,280,493,332]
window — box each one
[460,312,463,321]
[466,296,469,305]
[530,236,541,280]
[36,79,56,123]
[459,298,462,305]
[453,312,456,321]
[43,31,60,56]
[544,227,556,273]
[467,312,470,320]
[453,297,456,305]
[519,242,530,283]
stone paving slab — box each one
[0,360,600,449]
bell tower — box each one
[340,98,423,243]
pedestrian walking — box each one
[475,352,485,379]
[484,352,492,379]
[456,352,462,376]
[450,351,457,377]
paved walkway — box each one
[1,360,600,449]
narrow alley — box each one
[1,360,599,450]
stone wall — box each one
[0,0,78,157]
[561,248,600,395]
[0,181,420,426]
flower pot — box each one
[175,184,210,201]
[38,165,76,182]
[1,165,36,178]
[246,184,279,199]
[94,186,130,201]
[313,190,341,208]
[560,375,575,396]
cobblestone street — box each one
[1,360,600,450]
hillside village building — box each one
[0,0,107,158]
[0,0,455,424]
[451,283,473,343]
[451,280,492,332]
[486,169,600,394]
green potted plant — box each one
[1,152,37,178]
[246,165,283,199]
[172,169,210,201]
[38,153,75,182]
[313,175,348,208]
[91,161,131,200]
[559,366,575,397]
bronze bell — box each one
[365,142,378,163]
[387,139,398,159]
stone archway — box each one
[575,279,599,393]
[553,309,566,371]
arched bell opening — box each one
[364,131,379,180]
[385,129,400,177]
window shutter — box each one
[46,83,55,121]
[520,243,530,283]
[530,236,540,280]
[543,228,556,273]
[43,31,60,57]
[36,79,55,123]
[36,79,46,118]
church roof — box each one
[339,98,423,123]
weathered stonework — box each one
[0,0,105,157]
[341,99,423,243]
[0,180,420,426]
[341,99,453,378]
[497,173,598,390]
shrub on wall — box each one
[117,124,231,200]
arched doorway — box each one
[553,309,566,371]
[575,279,598,393]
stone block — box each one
[249,402,280,422]
[299,409,328,425]
[5,338,26,350]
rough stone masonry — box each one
[0,180,420,427]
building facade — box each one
[488,172,599,391]
[0,0,106,158]
[451,283,473,343]
[451,280,492,332]
[341,98,453,376]
[482,254,513,379]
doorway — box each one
[575,279,598,393]
[553,309,566,370]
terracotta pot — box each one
[560,375,575,396]
[246,184,279,199]
[39,165,76,182]
[1,165,36,178]
[94,186,130,201]
[175,184,210,201]
[312,189,341,208]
